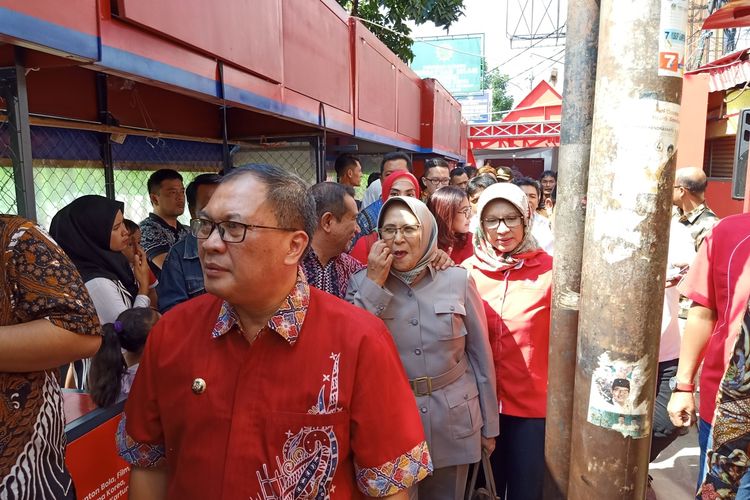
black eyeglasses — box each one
[424,177,450,186]
[482,216,523,230]
[190,218,296,243]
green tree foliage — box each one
[337,0,465,63]
[483,68,514,120]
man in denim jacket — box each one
[157,173,221,312]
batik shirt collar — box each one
[211,268,310,346]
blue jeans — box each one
[697,417,750,499]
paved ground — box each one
[650,426,700,499]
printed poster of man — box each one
[586,352,649,438]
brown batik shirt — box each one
[0,216,99,499]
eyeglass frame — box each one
[481,215,524,231]
[190,218,296,243]
[377,223,422,241]
[423,177,451,186]
[457,206,472,219]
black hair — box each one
[450,167,468,179]
[467,174,497,198]
[88,307,159,408]
[334,154,361,181]
[310,182,355,221]
[541,169,557,180]
[186,173,222,212]
[423,158,450,179]
[464,166,478,179]
[147,169,183,194]
[513,176,542,199]
[222,164,317,246]
[123,219,139,234]
[367,172,381,187]
[380,152,413,175]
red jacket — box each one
[463,250,552,418]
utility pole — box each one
[567,0,686,498]
[543,0,599,498]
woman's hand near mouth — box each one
[366,239,393,287]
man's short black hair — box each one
[309,182,355,222]
[380,152,413,175]
[334,154,361,181]
[450,167,468,179]
[541,169,557,180]
[612,378,630,390]
[513,176,542,199]
[222,164,316,246]
[147,169,183,194]
[423,158,450,178]
[186,173,222,212]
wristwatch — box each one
[669,376,695,393]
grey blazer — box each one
[346,266,499,469]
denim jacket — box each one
[157,235,205,312]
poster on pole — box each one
[586,352,650,439]
[658,0,688,77]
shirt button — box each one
[450,306,455,311]
[420,407,428,414]
[414,349,422,355]
[464,394,469,400]
[407,291,413,297]
[410,319,418,326]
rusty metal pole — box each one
[543,0,599,498]
[567,0,686,498]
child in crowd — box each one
[88,307,160,407]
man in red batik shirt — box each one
[118,164,432,499]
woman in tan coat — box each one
[346,196,499,500]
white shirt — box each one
[660,220,696,362]
[361,179,382,209]
[531,213,554,255]
[85,277,151,324]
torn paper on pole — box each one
[658,0,688,77]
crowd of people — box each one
[0,153,744,500]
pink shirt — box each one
[678,213,750,423]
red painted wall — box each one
[116,0,283,79]
[705,179,744,217]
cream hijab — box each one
[377,196,438,285]
[472,183,540,272]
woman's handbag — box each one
[465,450,499,500]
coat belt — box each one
[409,356,468,397]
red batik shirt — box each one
[118,270,431,499]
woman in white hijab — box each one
[462,183,553,500]
[346,196,498,500]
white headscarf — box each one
[472,183,540,272]
[377,196,438,285]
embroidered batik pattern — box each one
[116,416,167,468]
[355,440,432,497]
[212,270,310,346]
[0,217,99,499]
[301,251,364,299]
[256,354,342,499]
[701,304,750,499]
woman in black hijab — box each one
[50,195,151,388]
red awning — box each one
[703,0,750,29]
[686,49,750,92]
